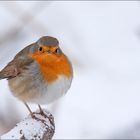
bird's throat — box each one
[31,54,72,83]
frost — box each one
[1,109,55,140]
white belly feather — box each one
[8,61,72,104]
[33,75,72,104]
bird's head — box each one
[29,36,72,82]
[30,36,63,64]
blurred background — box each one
[0,1,140,139]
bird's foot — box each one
[38,104,47,118]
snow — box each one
[1,110,54,139]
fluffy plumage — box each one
[0,36,73,104]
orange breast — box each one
[31,53,72,83]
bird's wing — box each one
[0,44,34,80]
[0,61,19,79]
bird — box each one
[0,36,73,117]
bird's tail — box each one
[0,71,8,80]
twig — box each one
[1,109,55,140]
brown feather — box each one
[0,44,34,80]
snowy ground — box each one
[0,1,140,139]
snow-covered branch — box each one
[1,109,55,140]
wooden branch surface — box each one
[1,110,55,140]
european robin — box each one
[0,36,73,117]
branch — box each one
[1,109,55,140]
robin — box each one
[0,36,73,117]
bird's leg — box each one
[38,104,53,124]
[24,102,34,118]
[38,104,45,116]
[38,104,44,114]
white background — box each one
[0,1,140,139]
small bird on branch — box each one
[0,36,73,117]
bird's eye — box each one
[39,47,43,51]
[55,48,58,53]
[55,48,60,54]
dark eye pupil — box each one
[39,47,42,51]
[56,48,60,54]
[56,48,58,53]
